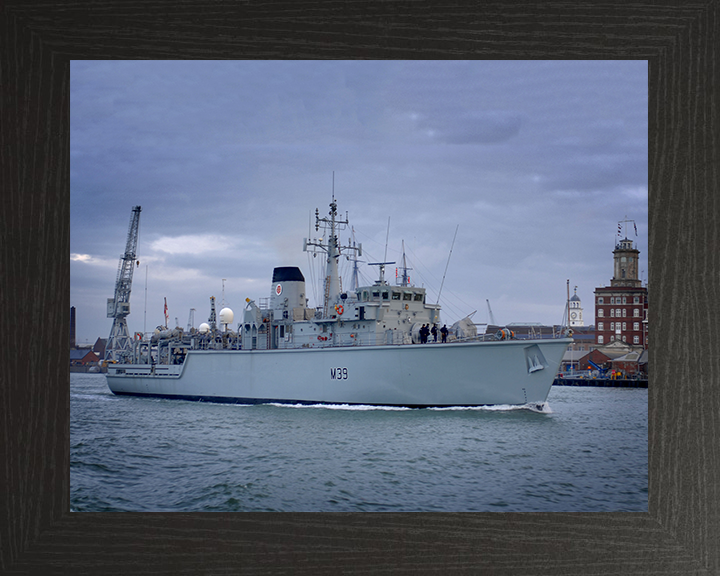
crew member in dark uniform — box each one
[440,324,448,343]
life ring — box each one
[336,305,344,315]
[134,332,143,341]
[405,304,409,310]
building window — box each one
[622,297,627,304]
[617,308,622,316]
[610,309,615,317]
[598,297,604,304]
[610,297,614,304]
[634,309,640,317]
[622,335,627,342]
[634,322,639,331]
[598,309,604,317]
[598,335,604,344]
[634,296,640,304]
[598,322,604,330]
[610,322,614,330]
[633,336,640,344]
[622,309,627,317]
[622,322,627,331]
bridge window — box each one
[403,293,412,301]
[392,292,401,300]
[414,293,423,302]
[382,291,389,300]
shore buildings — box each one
[594,236,648,349]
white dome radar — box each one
[219,307,234,325]
[198,322,210,334]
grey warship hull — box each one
[106,337,571,407]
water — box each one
[70,373,647,512]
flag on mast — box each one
[634,222,638,236]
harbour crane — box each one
[105,206,142,362]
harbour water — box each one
[71,373,647,512]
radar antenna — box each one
[106,205,142,362]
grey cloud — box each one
[416,111,525,145]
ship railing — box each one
[274,331,530,349]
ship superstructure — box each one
[241,197,441,351]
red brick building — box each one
[594,236,648,349]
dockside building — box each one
[594,237,648,348]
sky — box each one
[70,60,648,346]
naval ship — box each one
[105,198,572,408]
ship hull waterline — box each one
[106,338,572,408]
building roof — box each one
[611,351,641,363]
[70,349,99,362]
[593,340,638,359]
[562,349,586,361]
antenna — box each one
[436,225,459,305]
[143,264,148,336]
[383,217,390,263]
[566,279,570,331]
[221,278,226,308]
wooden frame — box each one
[2,2,717,573]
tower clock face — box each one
[571,312,577,319]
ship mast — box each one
[398,240,412,287]
[304,196,361,316]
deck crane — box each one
[486,299,496,325]
[105,206,142,362]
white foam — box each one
[430,402,552,413]
[267,402,411,411]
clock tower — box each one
[569,286,584,327]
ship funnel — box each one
[270,267,307,320]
